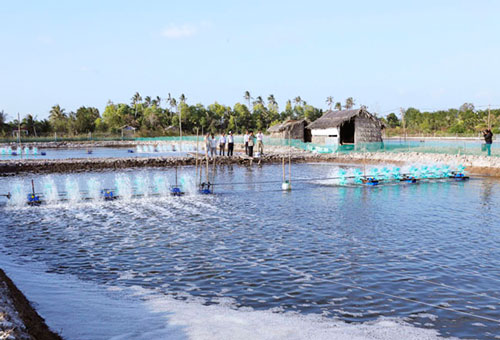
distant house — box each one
[267,119,311,142]
[120,125,136,138]
[307,108,383,145]
[11,129,29,137]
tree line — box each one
[383,103,500,135]
[1,94,498,138]
[0,92,345,137]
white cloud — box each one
[162,24,198,39]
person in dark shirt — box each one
[483,129,493,156]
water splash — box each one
[42,177,59,204]
[353,168,363,184]
[391,167,401,180]
[134,174,151,197]
[115,174,133,200]
[338,169,347,185]
[8,181,25,206]
[153,175,169,195]
[87,177,102,201]
[65,177,81,203]
[180,174,197,194]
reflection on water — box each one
[0,164,500,339]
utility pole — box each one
[400,107,406,142]
[17,112,21,144]
[179,107,182,152]
[488,104,491,129]
[18,112,22,159]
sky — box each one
[1,0,500,120]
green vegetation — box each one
[1,94,498,139]
[381,103,500,136]
[0,92,323,138]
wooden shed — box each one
[307,109,383,145]
[267,119,311,142]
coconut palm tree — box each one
[253,96,264,107]
[144,96,152,107]
[345,97,355,109]
[131,92,142,118]
[294,96,302,107]
[0,110,6,134]
[326,96,334,110]
[49,104,66,121]
[334,102,342,110]
[267,94,278,112]
[244,91,252,111]
[22,114,38,137]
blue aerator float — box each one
[450,172,469,181]
[27,180,42,206]
[199,182,212,195]
[170,166,185,196]
[41,151,46,156]
[27,193,42,206]
[401,175,418,183]
[100,189,117,201]
[127,149,134,153]
[170,186,185,196]
[362,177,379,186]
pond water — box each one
[0,144,194,160]
[0,163,499,339]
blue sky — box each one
[1,0,500,120]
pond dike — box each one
[0,154,311,175]
[0,269,63,340]
[1,152,500,176]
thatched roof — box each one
[307,109,381,130]
[268,119,309,133]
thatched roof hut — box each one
[307,108,383,145]
[268,119,311,142]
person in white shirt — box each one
[256,130,264,155]
[219,132,226,156]
[243,130,249,155]
[227,131,234,156]
[210,133,217,157]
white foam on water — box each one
[0,252,453,340]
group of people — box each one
[204,130,264,158]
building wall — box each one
[354,115,382,143]
[311,127,339,145]
[270,122,308,141]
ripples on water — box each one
[1,164,500,339]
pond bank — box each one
[0,269,62,340]
[1,151,500,176]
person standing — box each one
[219,132,226,156]
[210,133,217,158]
[483,129,493,156]
[256,130,264,156]
[247,131,255,157]
[244,130,249,155]
[227,131,234,156]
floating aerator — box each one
[170,187,184,196]
[100,189,117,201]
[199,182,212,195]
[363,177,379,186]
[27,194,41,206]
